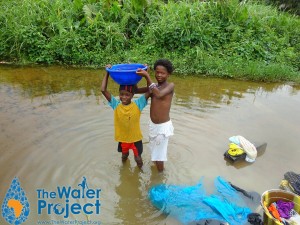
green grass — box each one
[0,0,299,83]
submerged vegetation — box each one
[0,0,299,82]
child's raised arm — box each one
[101,65,112,102]
[136,68,152,86]
[135,85,149,94]
[135,67,151,94]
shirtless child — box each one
[136,59,175,172]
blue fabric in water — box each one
[148,176,252,225]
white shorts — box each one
[148,120,174,161]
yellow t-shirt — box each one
[109,95,147,143]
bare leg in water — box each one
[155,161,164,172]
[135,155,143,168]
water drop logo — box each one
[2,177,30,225]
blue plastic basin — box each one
[106,63,147,85]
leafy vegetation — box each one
[0,0,299,82]
[263,0,300,15]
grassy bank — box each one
[0,0,299,83]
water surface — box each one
[1,65,300,225]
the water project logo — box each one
[37,176,101,218]
[2,177,30,225]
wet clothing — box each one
[148,119,174,161]
[109,95,147,143]
[276,200,294,219]
[247,213,263,225]
[229,135,257,162]
[118,140,143,156]
[284,171,300,195]
[268,203,282,222]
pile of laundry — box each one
[148,176,260,225]
[225,135,257,162]
[267,200,300,224]
[279,171,300,196]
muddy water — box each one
[0,65,300,225]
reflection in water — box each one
[172,77,298,116]
[0,65,104,98]
[115,160,169,224]
[1,64,297,109]
[1,65,300,225]
[115,163,146,224]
